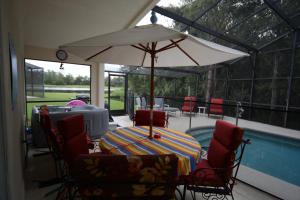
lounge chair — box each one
[208,98,224,119]
[181,96,197,114]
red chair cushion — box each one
[210,98,223,114]
[49,129,64,153]
[134,110,150,126]
[153,111,166,127]
[207,139,231,169]
[192,159,225,186]
[64,132,89,163]
[214,120,244,150]
[135,110,166,127]
[182,96,197,112]
[40,111,52,131]
[57,114,85,141]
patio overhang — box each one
[24,0,159,49]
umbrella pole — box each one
[149,47,155,139]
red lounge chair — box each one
[133,109,168,127]
[65,154,178,199]
[181,120,250,200]
[181,96,197,114]
[208,98,224,119]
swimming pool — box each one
[188,127,300,187]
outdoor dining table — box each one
[99,126,202,175]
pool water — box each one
[189,128,300,187]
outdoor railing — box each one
[128,95,300,131]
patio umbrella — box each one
[61,24,249,138]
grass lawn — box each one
[45,85,89,88]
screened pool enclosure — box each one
[104,0,300,130]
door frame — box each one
[0,1,9,198]
[107,72,128,116]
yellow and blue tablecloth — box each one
[99,126,201,175]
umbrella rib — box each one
[170,39,199,66]
[85,46,113,61]
[139,43,151,52]
[156,38,185,53]
[140,43,149,67]
[131,45,150,53]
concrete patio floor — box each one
[25,148,279,200]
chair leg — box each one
[191,190,196,200]
[182,185,187,200]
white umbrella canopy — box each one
[62,24,248,67]
[61,24,249,138]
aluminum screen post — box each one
[189,98,192,129]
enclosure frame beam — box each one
[152,6,257,52]
[284,30,298,127]
[258,31,291,50]
[181,0,222,31]
[249,53,257,120]
[264,0,298,30]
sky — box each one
[25,59,91,77]
[26,0,182,78]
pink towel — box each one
[66,100,86,107]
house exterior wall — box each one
[0,0,26,199]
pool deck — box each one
[114,112,300,140]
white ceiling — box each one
[24,0,159,49]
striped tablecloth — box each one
[99,126,201,175]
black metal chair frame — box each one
[182,139,250,200]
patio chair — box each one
[181,120,250,200]
[56,114,95,150]
[67,154,178,199]
[181,96,197,114]
[208,98,224,119]
[133,109,169,127]
[154,97,164,110]
[135,96,148,110]
[154,97,180,116]
[38,109,65,189]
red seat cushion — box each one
[64,132,89,163]
[214,120,243,150]
[183,160,225,187]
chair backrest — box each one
[207,120,244,182]
[210,98,223,113]
[69,154,178,199]
[134,110,167,127]
[39,109,64,157]
[141,97,147,108]
[135,97,141,107]
[57,114,85,141]
[182,96,197,112]
[63,132,89,164]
